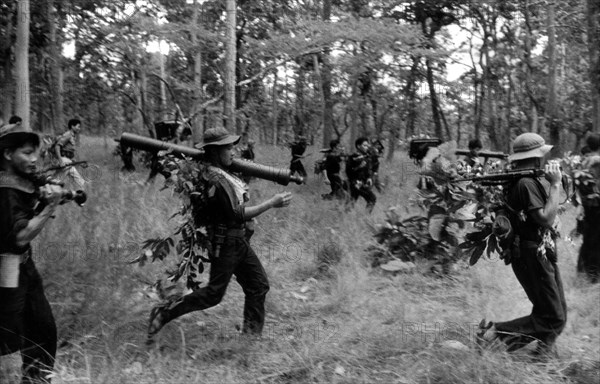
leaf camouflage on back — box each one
[130,153,215,291]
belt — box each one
[224,228,246,238]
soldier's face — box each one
[358,141,369,154]
[217,144,235,167]
[3,143,39,175]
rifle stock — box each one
[119,133,303,186]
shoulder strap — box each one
[0,172,36,194]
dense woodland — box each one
[1,0,599,155]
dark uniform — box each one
[494,177,567,353]
[345,152,376,212]
[0,173,57,383]
[369,139,384,192]
[239,143,256,184]
[289,140,307,178]
[153,167,269,334]
[324,151,344,199]
[576,155,600,282]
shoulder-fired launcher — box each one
[119,133,304,186]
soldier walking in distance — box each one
[575,133,600,282]
[322,139,345,200]
[478,132,567,360]
[147,127,292,340]
[53,118,85,190]
[289,136,308,179]
[0,123,64,383]
[346,137,376,212]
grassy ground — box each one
[1,136,599,384]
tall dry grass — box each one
[1,136,598,384]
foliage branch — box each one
[129,153,214,291]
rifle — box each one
[408,138,508,163]
[119,133,304,186]
[40,160,89,173]
[452,167,573,203]
[455,149,508,160]
[452,168,544,185]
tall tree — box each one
[224,0,236,132]
[589,0,600,132]
[546,1,560,150]
[14,0,30,129]
[48,0,64,134]
[321,0,334,147]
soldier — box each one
[576,133,600,282]
[322,139,345,200]
[369,138,385,192]
[8,115,23,127]
[478,132,566,360]
[239,140,256,184]
[240,139,256,162]
[0,124,63,383]
[346,137,376,212]
[289,136,308,179]
[53,118,85,190]
[464,138,483,168]
[147,127,292,340]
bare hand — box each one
[270,192,292,208]
[544,161,562,186]
[39,184,63,206]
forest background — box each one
[1,0,600,153]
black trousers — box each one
[290,159,307,178]
[168,236,270,334]
[349,181,376,212]
[325,171,344,198]
[577,206,600,282]
[0,258,57,383]
[495,247,567,351]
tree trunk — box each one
[47,0,64,134]
[321,0,333,146]
[425,58,443,139]
[1,2,14,121]
[14,0,30,129]
[224,0,236,132]
[589,0,600,132]
[295,68,305,136]
[272,73,278,145]
[546,1,560,151]
[192,0,204,141]
[404,57,420,139]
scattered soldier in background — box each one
[464,138,483,168]
[0,124,64,383]
[240,139,256,162]
[369,138,385,192]
[346,137,376,212]
[8,115,23,127]
[321,139,346,200]
[478,132,566,360]
[575,133,600,282]
[239,139,256,184]
[53,118,86,190]
[289,136,308,180]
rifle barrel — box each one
[452,168,544,183]
[455,149,508,159]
